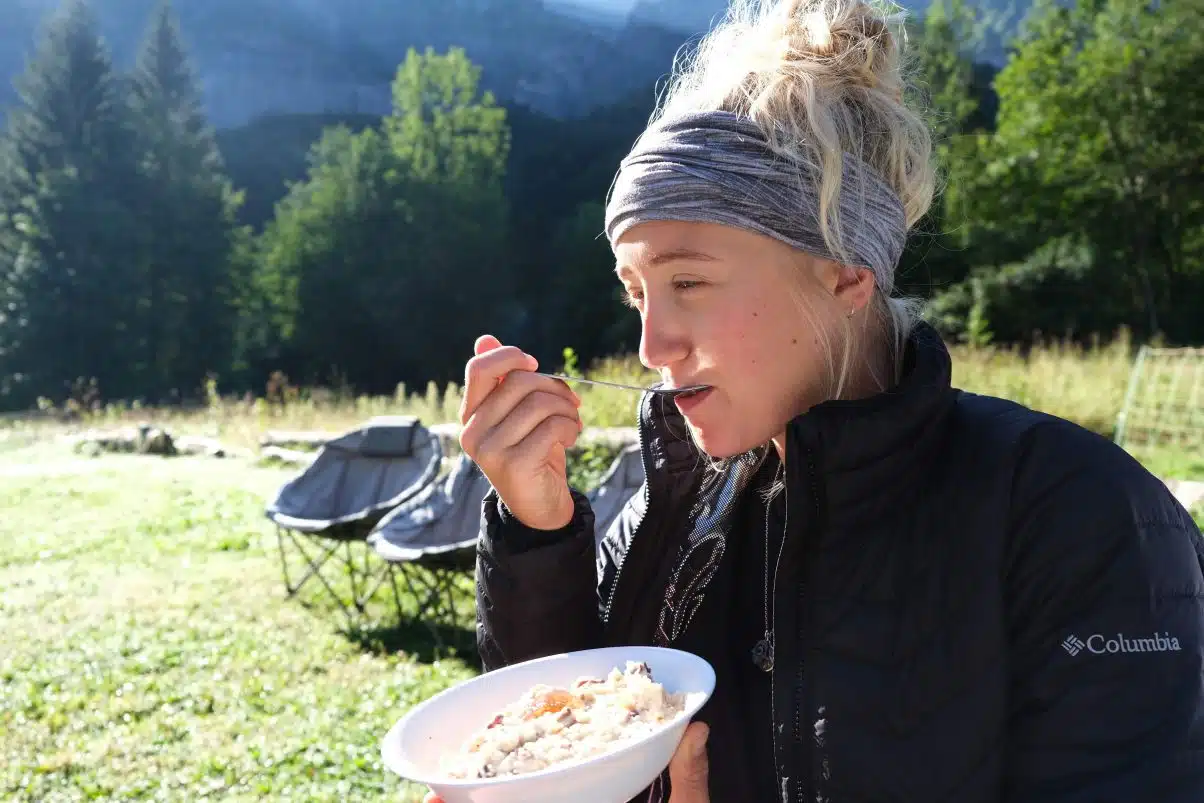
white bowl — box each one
[381,646,716,803]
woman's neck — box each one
[770,319,899,464]
[844,321,898,400]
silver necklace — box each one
[752,460,788,673]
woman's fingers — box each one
[459,341,536,424]
[507,414,583,467]
[474,334,502,356]
[455,334,583,530]
[475,390,581,454]
[460,372,579,456]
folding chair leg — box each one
[434,570,459,628]
[398,566,448,650]
[353,547,397,613]
[447,570,475,652]
[277,529,359,625]
[277,527,340,597]
[345,541,361,612]
[276,526,295,594]
[388,564,405,622]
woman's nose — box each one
[638,303,690,372]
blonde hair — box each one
[651,0,937,396]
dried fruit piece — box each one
[521,688,580,720]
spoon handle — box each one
[534,372,706,395]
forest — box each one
[0,0,1200,410]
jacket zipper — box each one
[769,471,785,802]
[603,395,667,802]
[601,392,655,627]
[794,445,821,803]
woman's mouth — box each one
[672,385,714,414]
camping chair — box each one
[587,444,646,543]
[368,452,491,647]
[265,415,443,623]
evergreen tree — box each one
[949,0,1204,341]
[250,124,407,388]
[251,47,514,392]
[0,0,142,407]
[128,0,242,397]
[380,46,514,383]
[895,0,985,299]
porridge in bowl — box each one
[442,661,688,779]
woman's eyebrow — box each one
[615,248,717,276]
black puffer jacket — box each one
[475,324,1204,802]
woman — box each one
[430,0,1204,800]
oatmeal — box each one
[442,661,688,779]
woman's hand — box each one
[666,721,711,801]
[421,721,710,802]
[458,334,583,531]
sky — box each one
[552,0,642,13]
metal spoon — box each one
[535,372,710,396]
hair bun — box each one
[786,0,904,100]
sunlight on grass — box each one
[0,455,474,802]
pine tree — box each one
[379,47,514,384]
[251,47,515,392]
[128,0,242,397]
[0,0,142,408]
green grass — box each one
[0,447,477,802]
[1,334,1200,801]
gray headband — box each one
[604,110,907,286]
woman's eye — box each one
[621,281,702,309]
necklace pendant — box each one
[752,636,774,672]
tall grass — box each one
[3,333,1198,478]
[947,337,1133,438]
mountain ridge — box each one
[0,0,695,128]
[1,1,1015,131]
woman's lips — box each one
[672,386,714,415]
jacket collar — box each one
[787,321,957,528]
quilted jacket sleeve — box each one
[475,488,605,671]
[1003,423,1204,802]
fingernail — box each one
[691,727,708,758]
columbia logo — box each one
[1062,635,1086,656]
[1062,631,1180,656]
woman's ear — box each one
[833,264,876,314]
[813,257,876,315]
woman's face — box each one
[614,220,872,458]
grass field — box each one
[0,444,476,802]
[2,337,1202,802]
[1,445,1199,803]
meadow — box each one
[2,338,1201,801]
[9,335,1200,479]
[0,445,478,802]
